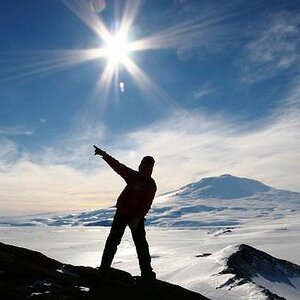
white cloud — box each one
[118,79,300,194]
[30,121,108,169]
[123,109,299,194]
[1,79,299,215]
[0,158,127,215]
[243,11,300,82]
[0,126,33,136]
[0,122,125,215]
[0,138,19,169]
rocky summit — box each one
[0,242,209,300]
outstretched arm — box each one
[93,145,134,182]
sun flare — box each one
[3,0,183,110]
[104,33,130,65]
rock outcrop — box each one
[218,244,300,300]
[0,242,210,300]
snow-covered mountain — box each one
[1,174,299,227]
[168,174,272,199]
[149,174,300,227]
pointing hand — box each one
[93,145,105,156]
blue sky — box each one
[0,0,300,215]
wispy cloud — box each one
[19,120,107,169]
[0,157,124,215]
[0,138,19,169]
[193,83,214,100]
[124,113,299,194]
[242,11,300,82]
[1,77,299,215]
[0,126,33,136]
[115,77,300,194]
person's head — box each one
[138,156,155,177]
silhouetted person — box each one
[93,145,157,280]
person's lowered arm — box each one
[93,145,133,182]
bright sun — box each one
[104,33,130,65]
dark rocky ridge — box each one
[0,242,210,300]
[218,244,300,300]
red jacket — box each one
[102,153,157,218]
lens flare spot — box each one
[119,81,125,93]
[90,0,106,13]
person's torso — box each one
[116,172,155,215]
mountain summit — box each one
[172,174,272,200]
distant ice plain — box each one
[1,217,300,299]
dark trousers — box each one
[100,210,153,275]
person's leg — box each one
[130,218,156,279]
[99,211,127,274]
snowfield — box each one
[1,175,300,299]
